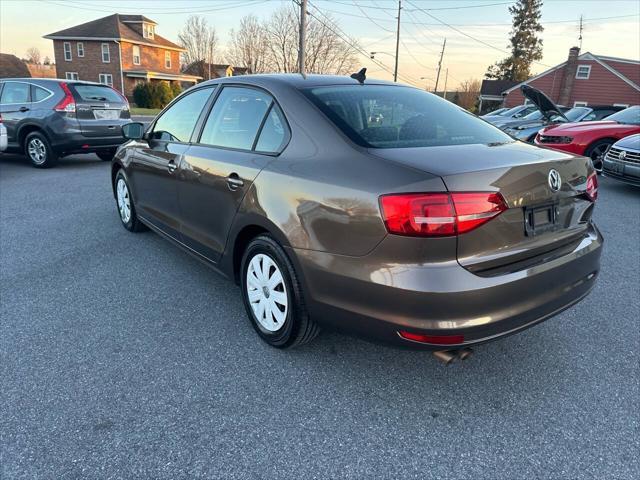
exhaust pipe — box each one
[432,350,456,365]
[457,347,473,361]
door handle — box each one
[226,173,244,190]
[167,162,177,173]
[19,107,30,112]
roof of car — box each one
[198,73,403,89]
[1,78,109,87]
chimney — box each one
[558,46,580,106]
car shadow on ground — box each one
[0,152,105,169]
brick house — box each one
[501,47,640,108]
[43,14,201,100]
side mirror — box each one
[122,122,145,140]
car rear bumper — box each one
[293,223,603,349]
[49,132,126,154]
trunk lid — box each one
[70,83,130,137]
[369,142,595,275]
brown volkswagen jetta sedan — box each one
[111,74,602,350]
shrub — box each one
[132,83,151,108]
[170,82,182,99]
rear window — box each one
[72,84,124,103]
[304,85,512,148]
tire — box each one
[585,139,614,174]
[240,235,319,348]
[114,170,147,232]
[24,131,57,168]
[97,149,117,162]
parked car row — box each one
[0,78,130,167]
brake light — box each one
[586,172,598,202]
[54,82,76,113]
[379,192,507,237]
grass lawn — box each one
[130,107,161,116]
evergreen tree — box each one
[486,0,544,81]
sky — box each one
[1,0,639,89]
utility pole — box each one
[393,0,401,82]
[578,14,583,50]
[443,68,448,100]
[434,38,446,93]
[298,0,307,75]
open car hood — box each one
[521,85,568,122]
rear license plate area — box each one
[524,203,559,236]
[93,109,120,120]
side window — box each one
[256,105,289,153]
[151,87,214,143]
[199,86,272,150]
[593,109,615,120]
[0,82,30,104]
[32,85,51,102]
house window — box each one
[63,42,72,61]
[99,73,113,87]
[143,23,155,39]
[165,51,171,69]
[101,43,110,63]
[132,45,141,65]
[574,101,588,107]
[65,72,79,80]
[576,65,591,79]
[77,42,84,57]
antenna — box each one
[578,14,583,50]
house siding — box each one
[53,40,123,93]
[120,41,180,74]
[504,58,640,108]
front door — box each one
[128,87,215,239]
[177,86,290,262]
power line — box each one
[318,0,515,12]
[352,0,394,33]
[406,0,552,68]
[37,0,267,15]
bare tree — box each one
[261,5,359,74]
[456,79,481,112]
[178,15,218,75]
[25,47,41,64]
[227,14,268,74]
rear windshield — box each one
[72,84,124,103]
[304,85,512,148]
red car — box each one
[535,106,640,172]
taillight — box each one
[379,192,507,237]
[54,82,76,114]
[586,172,598,202]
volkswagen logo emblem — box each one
[548,169,561,192]
[618,150,627,161]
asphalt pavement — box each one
[1,153,638,479]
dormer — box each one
[119,15,157,40]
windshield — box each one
[551,107,589,122]
[606,106,640,125]
[304,85,512,149]
[499,105,527,117]
[486,107,507,116]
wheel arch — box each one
[18,123,48,149]
[585,136,617,155]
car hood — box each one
[613,133,640,150]
[521,85,568,121]
[542,120,628,135]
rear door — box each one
[177,86,288,261]
[129,86,216,239]
[0,81,32,146]
[70,83,130,138]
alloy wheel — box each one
[590,144,610,173]
[116,178,131,223]
[28,138,47,165]
[246,253,288,332]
